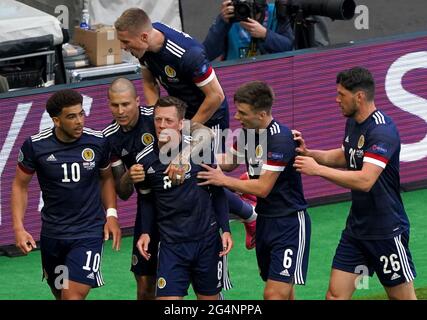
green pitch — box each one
[0,189,426,300]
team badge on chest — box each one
[164,65,176,78]
[82,148,95,161]
[142,133,154,146]
[357,135,365,149]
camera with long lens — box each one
[230,0,255,22]
[277,0,356,20]
[230,0,267,23]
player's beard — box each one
[342,99,358,118]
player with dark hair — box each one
[12,89,121,300]
[198,81,310,300]
[136,96,233,300]
[293,66,417,300]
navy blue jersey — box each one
[17,127,110,239]
[135,140,227,243]
[231,120,307,217]
[103,106,155,192]
[342,109,409,240]
[140,23,229,128]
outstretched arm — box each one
[198,164,280,199]
[294,156,383,192]
[11,166,36,254]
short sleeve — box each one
[184,46,216,88]
[99,137,112,170]
[363,126,399,169]
[262,133,295,172]
[17,138,36,174]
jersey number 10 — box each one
[61,163,81,182]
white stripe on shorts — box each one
[294,211,306,285]
[394,235,415,282]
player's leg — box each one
[157,295,183,300]
[225,188,257,249]
[196,293,220,300]
[131,203,158,300]
[326,268,359,300]
[61,281,91,300]
[369,231,417,300]
[134,275,156,300]
[155,242,191,300]
[193,232,227,300]
[40,236,67,300]
[62,237,105,300]
[264,279,294,300]
[384,281,417,300]
[327,232,372,300]
[131,230,157,300]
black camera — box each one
[277,0,356,20]
[230,0,267,22]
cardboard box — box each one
[73,25,122,66]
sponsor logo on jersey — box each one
[345,136,349,143]
[164,65,176,78]
[147,167,155,174]
[46,154,57,161]
[157,277,167,289]
[357,135,365,149]
[121,149,129,157]
[142,133,154,146]
[82,148,95,161]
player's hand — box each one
[221,0,235,23]
[197,164,226,187]
[220,232,233,257]
[293,155,321,176]
[15,229,37,254]
[240,18,267,39]
[292,129,309,155]
[104,217,122,251]
[128,164,145,183]
[164,162,186,185]
[136,233,151,261]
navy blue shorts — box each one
[256,210,311,285]
[130,199,159,277]
[40,236,104,290]
[333,230,416,287]
[155,231,228,297]
[130,228,159,277]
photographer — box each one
[203,0,294,61]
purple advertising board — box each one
[1,33,426,247]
